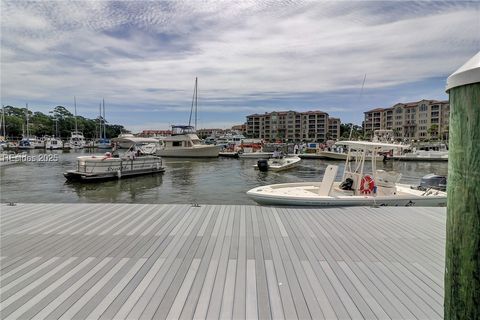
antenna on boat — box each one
[349,73,367,140]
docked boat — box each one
[393,149,448,161]
[255,156,301,172]
[247,141,446,207]
[157,126,219,158]
[156,78,219,158]
[69,98,86,149]
[45,136,63,149]
[64,137,165,181]
[18,136,41,149]
[116,133,136,148]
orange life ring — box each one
[360,175,375,194]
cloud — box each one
[1,0,478,128]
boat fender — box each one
[156,162,160,170]
[117,170,121,179]
[360,175,375,194]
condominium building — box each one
[363,99,449,140]
[245,110,341,142]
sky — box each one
[1,1,479,132]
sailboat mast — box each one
[74,97,78,133]
[99,102,102,140]
[103,98,106,139]
[1,105,5,137]
[195,77,198,131]
[26,103,29,137]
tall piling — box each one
[444,52,480,320]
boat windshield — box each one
[172,125,195,135]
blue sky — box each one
[1,1,479,132]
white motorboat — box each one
[156,78,219,158]
[116,133,136,148]
[18,136,41,149]
[64,138,165,181]
[157,126,219,158]
[45,137,63,149]
[393,150,448,161]
[69,131,86,149]
[69,98,86,149]
[238,151,273,159]
[247,141,447,207]
[255,156,302,172]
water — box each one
[0,149,448,205]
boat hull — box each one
[157,146,219,158]
[64,156,165,181]
[238,152,273,159]
[247,182,447,207]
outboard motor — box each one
[257,159,269,172]
[419,174,447,191]
[339,178,354,190]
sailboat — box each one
[18,103,42,149]
[69,97,86,149]
[45,119,63,149]
[97,99,111,149]
[157,77,220,158]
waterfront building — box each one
[245,110,341,142]
[363,99,449,140]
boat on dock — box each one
[69,98,86,149]
[64,137,165,181]
[247,141,447,207]
[157,126,219,158]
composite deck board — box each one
[0,203,446,320]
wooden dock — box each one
[0,203,446,319]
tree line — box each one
[1,105,125,140]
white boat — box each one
[45,137,63,149]
[255,156,302,172]
[156,78,219,158]
[18,136,40,149]
[238,151,273,159]
[116,133,136,148]
[64,138,165,181]
[157,126,219,158]
[69,131,86,149]
[393,150,448,161]
[69,97,85,149]
[247,141,447,207]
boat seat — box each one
[318,165,338,196]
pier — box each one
[1,203,445,319]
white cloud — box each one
[1,0,478,126]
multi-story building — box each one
[363,99,449,140]
[246,110,341,142]
[196,128,225,139]
[231,124,246,134]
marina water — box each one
[1,149,448,205]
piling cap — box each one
[446,51,480,92]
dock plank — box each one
[0,203,446,320]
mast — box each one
[99,102,102,140]
[103,98,106,139]
[188,77,198,130]
[26,103,29,137]
[74,96,78,133]
[1,105,5,138]
[349,73,367,140]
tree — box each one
[428,124,439,140]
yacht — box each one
[157,126,219,158]
[69,97,85,149]
[45,136,63,149]
[116,133,136,149]
[247,141,446,207]
[156,78,219,158]
[64,137,164,181]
